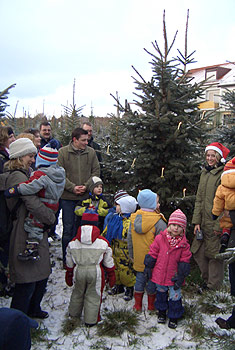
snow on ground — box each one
[0,216,234,349]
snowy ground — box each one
[1,216,234,349]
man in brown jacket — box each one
[58,127,100,264]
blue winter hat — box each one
[35,139,58,168]
[137,189,158,210]
[0,307,38,350]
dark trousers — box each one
[11,278,48,315]
[60,199,78,263]
[227,306,235,329]
[0,241,9,289]
[48,201,61,237]
[229,262,235,296]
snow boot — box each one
[168,318,178,329]
[18,241,40,261]
[147,293,156,311]
[158,310,167,324]
[168,299,184,326]
[133,291,144,312]
[108,284,125,295]
[123,286,134,301]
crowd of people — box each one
[0,122,234,348]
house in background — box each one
[188,62,235,128]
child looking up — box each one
[74,176,111,232]
[128,189,167,312]
[212,157,235,252]
[65,210,116,327]
[144,209,191,329]
[5,140,65,261]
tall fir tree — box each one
[103,11,211,222]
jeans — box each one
[135,271,156,294]
[155,284,182,301]
[60,199,78,263]
[11,278,48,315]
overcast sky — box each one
[1,0,234,119]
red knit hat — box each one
[222,157,235,176]
[205,142,230,163]
[168,209,187,233]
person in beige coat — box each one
[58,127,100,264]
[191,142,230,291]
[0,138,55,318]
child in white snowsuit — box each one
[5,140,65,261]
[212,157,235,253]
[144,209,191,328]
[65,210,116,327]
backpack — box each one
[0,171,22,248]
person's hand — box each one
[65,267,74,287]
[194,225,200,235]
[4,185,20,198]
[73,185,86,195]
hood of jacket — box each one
[75,225,101,245]
[133,209,164,234]
[221,171,235,189]
[36,164,65,184]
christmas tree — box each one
[103,11,210,222]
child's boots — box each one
[147,293,156,311]
[133,291,144,311]
[18,241,40,261]
[123,286,134,301]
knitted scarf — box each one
[166,230,184,247]
[105,213,130,244]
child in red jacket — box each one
[144,209,191,329]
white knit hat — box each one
[9,138,37,159]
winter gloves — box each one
[65,266,74,287]
[4,185,20,198]
[220,232,230,253]
[171,262,190,290]
[105,267,116,288]
[144,254,157,281]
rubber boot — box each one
[147,293,156,311]
[133,291,144,312]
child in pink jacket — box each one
[144,209,191,329]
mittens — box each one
[4,185,20,198]
[65,266,74,287]
[171,274,185,290]
[144,267,152,281]
[106,269,116,288]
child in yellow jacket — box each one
[212,157,235,252]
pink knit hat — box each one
[168,209,187,233]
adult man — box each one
[58,127,100,264]
[82,122,102,163]
[40,121,62,241]
[39,121,62,149]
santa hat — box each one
[35,140,58,168]
[114,189,129,203]
[137,189,158,210]
[205,142,230,163]
[222,157,235,177]
[168,209,187,233]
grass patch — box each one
[97,309,140,337]
[61,316,81,335]
[31,324,49,344]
